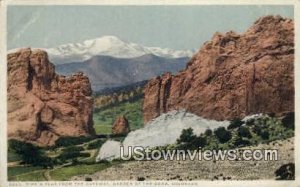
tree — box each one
[176,128,207,150]
[228,118,244,129]
[238,126,252,138]
[233,137,251,147]
[245,118,255,126]
[177,128,196,144]
[8,139,54,168]
[214,127,232,143]
[204,129,213,136]
[190,136,207,149]
[260,130,270,140]
[252,124,262,135]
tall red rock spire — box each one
[7,48,95,146]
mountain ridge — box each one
[40,35,195,64]
[56,54,189,92]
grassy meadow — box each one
[93,98,143,134]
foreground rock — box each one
[112,115,130,135]
[143,16,294,123]
[7,48,95,146]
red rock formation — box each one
[112,115,130,135]
[7,48,95,146]
[143,16,294,124]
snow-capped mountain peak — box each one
[44,35,195,64]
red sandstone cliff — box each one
[143,16,294,124]
[7,48,95,146]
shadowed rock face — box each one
[7,48,95,146]
[143,16,294,124]
[112,115,130,135]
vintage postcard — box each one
[0,0,299,186]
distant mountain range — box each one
[56,54,189,92]
[44,36,195,64]
[9,36,194,92]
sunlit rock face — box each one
[7,48,95,146]
[143,16,294,124]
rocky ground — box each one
[72,138,294,181]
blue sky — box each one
[8,5,293,50]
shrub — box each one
[176,128,207,150]
[233,137,251,147]
[238,126,252,138]
[177,128,196,144]
[260,131,270,140]
[71,158,79,166]
[87,140,105,150]
[281,112,294,129]
[245,118,255,126]
[190,136,207,149]
[204,129,213,136]
[252,125,262,135]
[214,127,232,143]
[58,152,90,161]
[79,152,91,157]
[8,139,54,168]
[58,152,81,161]
[62,146,84,153]
[275,163,295,180]
[227,118,243,130]
[137,177,145,181]
[54,136,95,147]
[97,159,110,164]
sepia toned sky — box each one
[7,5,293,50]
